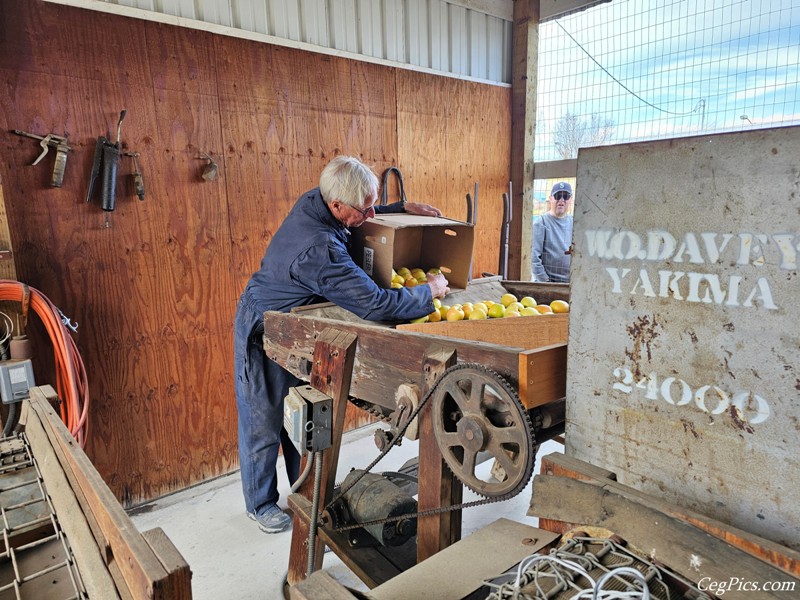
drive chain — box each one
[327,363,538,533]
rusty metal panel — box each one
[566,126,800,551]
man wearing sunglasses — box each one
[234,155,449,534]
[531,181,574,283]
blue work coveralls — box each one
[234,187,436,519]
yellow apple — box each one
[487,304,506,318]
[446,307,465,321]
[468,308,487,320]
[473,302,488,315]
[501,293,518,307]
[520,296,537,308]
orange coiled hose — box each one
[0,280,89,447]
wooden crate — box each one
[397,313,567,350]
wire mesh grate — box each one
[0,433,87,600]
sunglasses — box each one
[554,193,571,201]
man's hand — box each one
[405,202,442,217]
[426,273,450,299]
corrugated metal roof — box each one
[51,0,513,84]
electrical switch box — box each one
[0,360,35,404]
[283,385,332,454]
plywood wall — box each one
[0,0,510,506]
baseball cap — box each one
[551,182,572,197]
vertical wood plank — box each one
[287,327,357,585]
[416,347,461,563]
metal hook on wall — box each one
[198,153,219,181]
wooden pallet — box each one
[12,386,192,599]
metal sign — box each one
[566,126,799,550]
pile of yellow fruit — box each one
[409,293,569,324]
[391,266,441,289]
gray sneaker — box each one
[248,504,292,533]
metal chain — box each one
[327,363,536,532]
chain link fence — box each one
[533,0,800,209]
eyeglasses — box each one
[554,193,571,201]
[352,203,376,217]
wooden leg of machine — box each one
[416,348,461,563]
[287,328,358,585]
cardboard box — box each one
[350,214,474,289]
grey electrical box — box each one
[283,385,333,454]
[0,360,35,404]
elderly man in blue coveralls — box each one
[235,155,450,533]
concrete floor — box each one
[129,424,562,600]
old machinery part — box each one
[431,364,534,498]
[328,470,417,547]
[326,363,539,536]
[373,427,395,451]
[393,383,420,440]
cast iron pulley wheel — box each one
[431,364,535,498]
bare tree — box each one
[553,112,615,159]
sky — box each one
[533,0,800,163]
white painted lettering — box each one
[606,267,631,293]
[585,230,614,259]
[772,234,798,270]
[685,273,727,304]
[658,270,685,299]
[631,270,656,297]
[725,275,742,307]
[742,278,778,310]
[646,230,676,261]
[737,233,768,267]
[700,232,733,263]
[609,231,643,260]
[673,233,705,264]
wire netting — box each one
[533,0,800,208]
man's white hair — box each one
[319,155,379,208]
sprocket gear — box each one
[430,363,535,498]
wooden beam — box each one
[287,328,358,585]
[517,343,567,409]
[26,388,188,600]
[22,390,121,599]
[416,348,461,563]
[540,0,611,23]
[289,570,360,600]
[372,519,559,600]
[262,311,521,413]
[533,158,578,180]
[535,453,800,578]
[510,0,539,281]
[530,475,799,593]
[0,175,17,280]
